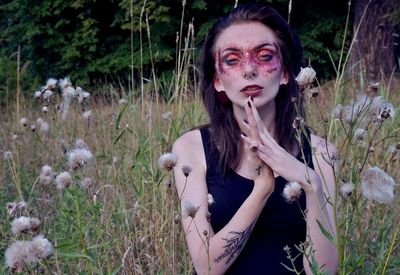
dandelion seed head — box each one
[182,165,192,177]
[77,90,90,104]
[82,110,92,121]
[67,148,93,170]
[55,171,72,190]
[30,125,36,132]
[283,181,302,203]
[295,67,316,87]
[41,106,48,114]
[34,91,42,99]
[19,118,28,127]
[79,177,93,189]
[58,77,72,89]
[62,86,76,99]
[11,216,40,235]
[38,175,53,185]
[40,165,53,177]
[37,118,49,133]
[378,102,395,120]
[207,193,215,205]
[5,240,29,272]
[158,153,178,171]
[46,78,57,89]
[3,151,12,160]
[29,235,53,261]
[42,90,53,100]
[339,182,355,199]
[361,166,395,203]
[182,201,199,219]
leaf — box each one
[316,219,335,245]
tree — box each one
[349,0,398,82]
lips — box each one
[240,85,263,96]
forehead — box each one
[214,21,279,51]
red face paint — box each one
[216,43,281,76]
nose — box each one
[242,59,257,80]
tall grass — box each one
[1,2,399,274]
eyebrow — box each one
[221,42,277,54]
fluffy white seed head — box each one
[11,216,40,235]
[79,177,93,189]
[354,128,366,141]
[41,106,48,114]
[37,118,49,132]
[5,240,29,272]
[19,118,28,127]
[55,171,73,190]
[40,165,53,177]
[58,77,71,89]
[379,102,395,120]
[158,153,178,171]
[29,235,53,261]
[82,110,92,121]
[283,181,302,203]
[42,90,53,100]
[3,151,12,160]
[295,67,316,87]
[75,139,89,149]
[67,148,93,170]
[339,182,355,199]
[182,201,199,219]
[361,166,395,203]
[46,78,57,89]
[34,91,42,99]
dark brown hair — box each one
[200,3,306,172]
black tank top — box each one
[200,126,313,274]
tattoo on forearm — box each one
[214,221,256,264]
[256,165,262,176]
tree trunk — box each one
[349,0,397,82]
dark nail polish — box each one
[241,132,248,137]
[243,118,248,124]
[247,101,252,108]
[250,96,254,101]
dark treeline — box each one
[0,0,396,101]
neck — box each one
[233,101,276,139]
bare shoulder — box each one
[172,128,207,175]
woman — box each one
[172,3,338,274]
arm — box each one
[172,130,274,275]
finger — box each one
[244,98,261,142]
[241,133,260,154]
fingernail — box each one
[243,118,248,124]
[241,132,248,137]
[247,101,252,108]
[250,96,254,101]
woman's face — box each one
[213,21,287,108]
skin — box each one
[173,21,338,275]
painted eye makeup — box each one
[222,54,240,66]
[256,49,276,62]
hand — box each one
[242,98,321,195]
[242,99,275,196]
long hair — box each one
[200,3,305,172]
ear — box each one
[213,76,225,92]
[280,70,289,85]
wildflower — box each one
[75,139,89,149]
[3,151,12,160]
[58,77,71,89]
[42,90,53,101]
[207,194,215,205]
[182,201,199,219]
[34,91,42,99]
[29,235,53,262]
[361,166,395,203]
[5,240,29,272]
[162,111,173,120]
[11,216,40,235]
[339,182,355,199]
[283,181,302,203]
[182,165,192,177]
[292,116,304,130]
[378,102,395,119]
[55,171,73,190]
[79,177,93,189]
[37,118,49,133]
[67,148,93,170]
[41,106,48,114]
[19,118,28,127]
[118,98,127,105]
[82,110,92,121]
[158,153,178,171]
[353,128,366,141]
[295,67,316,87]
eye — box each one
[257,50,274,62]
[222,54,240,66]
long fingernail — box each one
[250,96,254,101]
[247,101,252,108]
[241,132,248,137]
[243,118,248,124]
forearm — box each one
[192,186,270,275]
[303,176,338,274]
